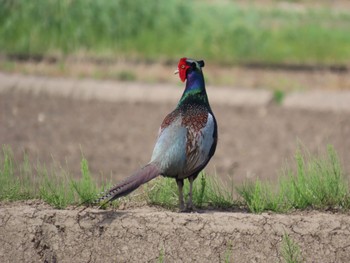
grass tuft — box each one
[273,89,285,104]
[281,232,303,263]
[38,165,74,209]
[237,145,349,213]
[0,145,106,208]
[0,146,34,200]
[71,157,101,204]
[147,172,235,210]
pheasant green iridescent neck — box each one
[178,69,209,107]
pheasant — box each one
[93,58,218,211]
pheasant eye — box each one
[181,65,185,69]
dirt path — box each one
[0,202,349,263]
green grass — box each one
[0,146,105,208]
[0,144,349,212]
[146,172,235,210]
[281,232,303,263]
[237,145,349,213]
[1,0,350,66]
[273,89,286,104]
[223,241,234,263]
[0,147,33,201]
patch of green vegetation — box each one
[158,247,165,263]
[71,157,101,204]
[237,145,349,213]
[223,241,234,263]
[281,232,303,263]
[1,144,349,213]
[273,89,285,104]
[0,146,105,208]
[39,165,75,209]
[1,1,350,66]
[147,172,235,210]
[0,147,38,201]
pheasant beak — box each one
[174,69,179,75]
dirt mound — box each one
[1,201,349,263]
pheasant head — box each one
[175,57,205,82]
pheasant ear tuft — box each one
[198,60,205,68]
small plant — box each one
[223,241,233,263]
[273,89,285,104]
[236,180,269,213]
[0,146,34,201]
[281,232,303,263]
[71,157,100,204]
[158,247,165,263]
[38,165,74,209]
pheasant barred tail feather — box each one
[93,163,160,205]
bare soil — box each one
[1,201,350,263]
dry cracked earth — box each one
[1,201,350,263]
[1,73,350,262]
[0,201,350,262]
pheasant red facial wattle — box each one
[177,57,191,82]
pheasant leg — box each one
[186,176,194,211]
[176,179,185,211]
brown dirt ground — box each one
[1,201,350,263]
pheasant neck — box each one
[178,70,209,106]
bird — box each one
[93,57,218,211]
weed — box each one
[282,145,348,210]
[236,180,269,213]
[237,145,349,213]
[0,145,105,208]
[223,241,233,263]
[71,157,100,204]
[281,232,303,263]
[158,247,165,263]
[38,165,74,209]
[0,146,34,201]
[273,89,285,104]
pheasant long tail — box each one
[93,163,160,206]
